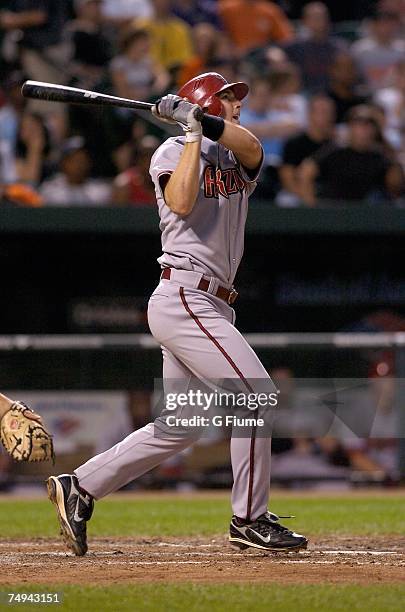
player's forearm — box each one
[218,122,262,169]
[165,142,201,216]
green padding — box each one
[1,206,405,235]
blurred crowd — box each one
[1,359,399,491]
[0,0,405,207]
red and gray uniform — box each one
[75,135,274,522]
[153,136,257,284]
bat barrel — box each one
[21,81,68,103]
[21,81,204,121]
[21,81,153,111]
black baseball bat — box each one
[21,80,204,120]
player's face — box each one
[218,90,241,124]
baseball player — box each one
[47,73,308,556]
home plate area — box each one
[1,536,404,586]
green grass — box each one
[1,494,404,611]
[1,584,405,612]
[0,493,404,538]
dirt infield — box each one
[1,536,404,586]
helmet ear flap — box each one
[205,95,223,117]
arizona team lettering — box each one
[203,165,246,198]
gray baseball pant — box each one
[75,272,274,521]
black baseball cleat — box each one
[47,474,94,556]
[229,511,308,552]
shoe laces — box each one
[253,511,294,536]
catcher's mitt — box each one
[0,401,54,462]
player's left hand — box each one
[152,95,202,142]
[0,401,55,462]
[151,94,178,125]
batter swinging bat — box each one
[21,80,204,120]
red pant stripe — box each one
[179,287,256,520]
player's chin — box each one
[231,117,240,125]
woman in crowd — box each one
[110,27,170,102]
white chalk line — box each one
[160,545,403,557]
[1,550,403,557]
[1,541,403,558]
[157,542,403,556]
[158,542,215,548]
[0,559,394,568]
[309,550,402,556]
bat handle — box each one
[193,107,204,122]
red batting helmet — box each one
[178,72,249,117]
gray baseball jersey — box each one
[150,136,259,285]
[75,135,275,522]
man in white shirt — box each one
[40,136,111,206]
[101,0,152,22]
[351,9,405,92]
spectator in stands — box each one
[285,0,380,22]
[101,0,153,27]
[110,27,169,102]
[0,72,27,184]
[240,45,290,82]
[0,181,43,207]
[111,119,149,174]
[368,101,402,156]
[172,0,221,28]
[0,70,31,183]
[284,2,347,94]
[0,1,70,87]
[374,60,405,153]
[242,66,307,170]
[0,124,17,185]
[326,52,370,124]
[300,105,404,206]
[177,23,232,87]
[218,0,293,56]
[378,0,404,18]
[40,136,112,206]
[135,0,194,74]
[15,112,52,185]
[68,0,112,90]
[277,94,336,207]
[351,8,405,93]
[112,135,159,206]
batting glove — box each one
[152,94,202,143]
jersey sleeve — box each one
[230,147,264,197]
[149,139,184,200]
[230,147,264,183]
